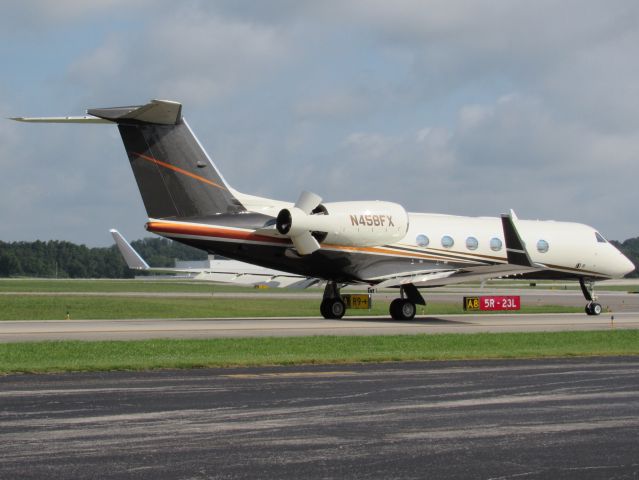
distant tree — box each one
[0,249,22,276]
[611,237,639,278]
[0,236,206,278]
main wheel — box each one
[389,298,416,320]
[321,299,345,319]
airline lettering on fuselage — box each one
[350,214,394,227]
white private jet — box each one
[110,229,319,289]
[12,100,635,319]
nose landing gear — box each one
[580,278,602,316]
[585,302,603,316]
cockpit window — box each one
[595,232,607,243]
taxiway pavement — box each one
[2,357,639,479]
[2,288,637,342]
[1,312,638,342]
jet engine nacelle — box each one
[276,200,409,255]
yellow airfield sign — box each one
[341,294,372,310]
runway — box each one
[2,357,639,479]
[1,311,638,342]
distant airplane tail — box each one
[13,100,246,220]
[110,229,150,270]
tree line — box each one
[0,236,637,278]
[0,237,206,278]
[610,238,639,278]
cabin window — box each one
[490,237,502,251]
[466,236,479,250]
[537,239,549,253]
[416,234,429,247]
[441,235,454,248]
[595,232,607,243]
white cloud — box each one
[2,1,638,244]
[294,91,370,120]
[290,92,638,239]
[67,8,289,105]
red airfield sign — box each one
[463,296,521,311]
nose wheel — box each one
[585,302,603,316]
[580,278,602,316]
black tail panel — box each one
[118,120,245,219]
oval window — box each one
[416,234,429,247]
[490,237,503,252]
[537,239,549,253]
[441,235,454,248]
[466,236,479,251]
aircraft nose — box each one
[617,252,636,277]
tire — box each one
[320,299,331,319]
[585,302,603,316]
[390,299,416,320]
[591,302,602,316]
[330,299,346,319]
[389,298,403,319]
[321,299,345,319]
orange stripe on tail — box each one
[132,152,227,190]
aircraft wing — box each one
[371,211,544,288]
[111,229,319,289]
[372,264,542,288]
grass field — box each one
[0,278,633,374]
[1,330,637,374]
[0,295,581,320]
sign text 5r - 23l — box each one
[463,296,521,311]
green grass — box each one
[0,295,580,320]
[1,330,638,374]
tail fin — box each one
[110,229,150,270]
[87,100,245,219]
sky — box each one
[1,0,638,246]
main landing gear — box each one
[389,284,426,320]
[319,281,426,320]
[579,278,603,316]
[320,281,346,319]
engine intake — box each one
[276,199,409,255]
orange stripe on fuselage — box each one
[146,221,290,245]
[132,152,227,190]
[147,221,476,263]
[321,243,466,262]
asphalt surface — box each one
[2,357,639,479]
[2,288,638,342]
[2,311,639,342]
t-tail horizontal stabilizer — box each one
[10,100,182,125]
[501,210,535,267]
